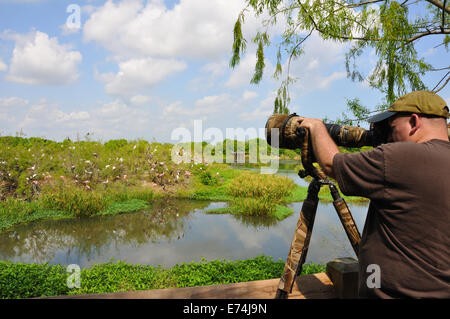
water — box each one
[0,201,368,268]
[0,160,369,268]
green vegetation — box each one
[0,255,326,299]
[206,171,296,220]
[0,136,367,231]
[232,1,449,114]
[0,136,188,231]
[0,136,365,298]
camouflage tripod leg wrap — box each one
[274,125,361,298]
[329,184,361,255]
[275,179,320,299]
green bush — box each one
[40,187,108,217]
[0,256,325,299]
[199,171,218,186]
[0,262,69,299]
[226,172,294,201]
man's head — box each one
[368,91,449,143]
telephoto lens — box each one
[265,113,386,149]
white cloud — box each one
[83,0,247,61]
[0,97,154,141]
[201,61,227,78]
[69,111,90,120]
[163,94,233,119]
[0,58,7,72]
[0,97,29,108]
[239,91,275,122]
[99,57,187,95]
[318,72,347,89]
[60,23,81,36]
[287,33,349,94]
[225,51,275,89]
[82,0,285,97]
[5,30,82,85]
[242,90,258,100]
[130,94,151,106]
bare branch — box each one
[341,0,386,9]
[407,29,450,42]
[443,0,448,31]
[430,66,450,71]
[432,71,450,92]
[425,0,450,14]
[297,0,448,43]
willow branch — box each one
[407,29,450,42]
[425,0,450,14]
[432,71,450,93]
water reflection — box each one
[0,199,210,266]
[0,199,368,268]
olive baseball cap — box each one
[368,91,449,123]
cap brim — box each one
[367,111,397,123]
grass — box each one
[0,137,362,299]
[285,184,368,203]
[0,255,326,299]
[202,171,296,219]
[0,184,161,231]
[0,136,367,231]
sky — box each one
[0,0,448,143]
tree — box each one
[230,0,450,118]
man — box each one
[297,91,449,298]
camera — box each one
[265,113,389,150]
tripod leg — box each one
[329,184,361,256]
[275,180,320,299]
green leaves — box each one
[251,39,266,84]
[232,0,449,112]
[0,257,326,298]
[230,13,247,68]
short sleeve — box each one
[333,147,385,200]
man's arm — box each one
[297,117,340,178]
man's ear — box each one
[409,113,421,136]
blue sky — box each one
[0,0,448,143]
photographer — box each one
[297,91,449,298]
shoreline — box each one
[0,137,368,232]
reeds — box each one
[225,172,295,217]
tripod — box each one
[275,128,362,299]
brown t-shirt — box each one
[333,139,450,298]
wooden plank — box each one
[47,272,336,299]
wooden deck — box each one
[45,258,359,299]
[50,272,336,299]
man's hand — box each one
[296,117,340,178]
[296,117,324,132]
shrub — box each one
[199,171,218,186]
[41,186,108,217]
[0,256,326,299]
[226,172,294,202]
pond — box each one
[0,160,369,268]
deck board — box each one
[49,272,336,299]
